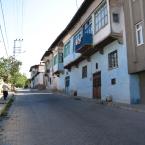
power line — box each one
[15,0,23,38]
[21,0,23,38]
[76,0,79,9]
[0,0,9,51]
[16,0,19,37]
[0,24,8,57]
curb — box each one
[53,91,145,113]
[102,102,145,113]
[110,104,145,113]
[34,89,145,114]
[0,93,15,117]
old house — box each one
[41,0,143,104]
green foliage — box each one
[0,56,27,87]
[25,79,30,88]
[15,73,27,88]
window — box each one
[82,65,87,78]
[84,18,92,34]
[58,53,63,63]
[95,1,108,32]
[108,50,118,69]
[73,30,83,51]
[50,77,51,84]
[136,21,144,46]
[45,61,50,70]
[113,13,119,23]
[111,78,116,85]
[50,60,53,68]
[64,41,70,58]
[53,55,58,66]
[96,63,98,69]
[65,76,70,87]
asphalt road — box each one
[0,89,145,145]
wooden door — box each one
[93,72,101,99]
[65,76,70,94]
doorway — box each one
[65,76,70,94]
[93,72,101,99]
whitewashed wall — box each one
[44,0,141,104]
[60,41,135,104]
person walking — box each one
[2,80,9,100]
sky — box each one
[0,0,84,77]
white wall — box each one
[58,73,65,91]
[93,24,111,46]
[44,0,141,104]
[96,41,130,103]
[110,4,124,34]
[60,41,132,103]
[33,73,44,88]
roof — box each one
[47,0,94,51]
[29,64,44,72]
[29,65,39,72]
[41,50,52,61]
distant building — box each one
[29,64,45,89]
[41,0,144,104]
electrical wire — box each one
[21,0,23,38]
[76,0,79,9]
[15,0,23,38]
[16,0,19,37]
[0,24,8,57]
[0,0,9,57]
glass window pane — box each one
[108,51,118,69]
[136,22,144,45]
[95,2,108,33]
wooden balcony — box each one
[53,63,64,76]
[64,32,122,70]
[75,33,93,53]
[84,32,123,56]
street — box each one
[0,90,145,145]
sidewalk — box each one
[51,90,145,113]
[29,89,145,113]
[107,102,145,113]
[0,92,15,116]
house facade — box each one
[123,0,145,104]
[29,64,45,89]
[41,0,142,104]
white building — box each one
[41,0,140,104]
[29,64,45,89]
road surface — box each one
[0,89,145,145]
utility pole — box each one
[13,39,23,59]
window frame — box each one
[73,29,83,52]
[53,54,58,66]
[94,0,108,33]
[63,41,70,58]
[136,21,144,46]
[58,53,63,63]
[108,50,118,70]
[65,76,70,87]
[84,18,92,34]
[112,13,120,23]
[82,65,87,79]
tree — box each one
[0,56,27,88]
[14,73,27,88]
